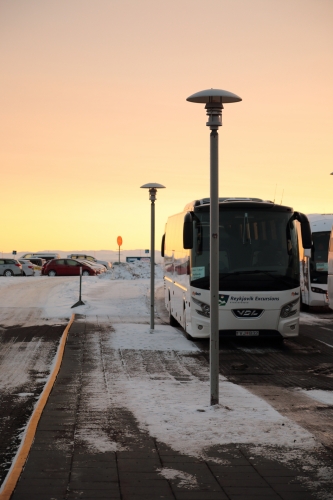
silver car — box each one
[18,259,35,276]
[0,259,23,277]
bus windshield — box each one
[310,231,330,284]
[191,208,299,291]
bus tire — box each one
[169,304,178,326]
[185,331,194,340]
[300,298,309,312]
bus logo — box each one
[219,294,229,306]
[233,309,263,318]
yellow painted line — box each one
[174,282,187,292]
[0,313,75,500]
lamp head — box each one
[186,88,242,104]
[141,183,166,202]
[187,89,241,130]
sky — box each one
[1,0,333,252]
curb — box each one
[0,314,75,500]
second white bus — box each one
[299,214,333,309]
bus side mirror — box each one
[304,248,311,258]
[161,234,165,257]
[183,212,193,249]
[294,212,312,250]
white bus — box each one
[299,214,333,309]
[161,198,312,340]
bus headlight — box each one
[280,298,299,318]
[311,287,326,294]
[192,297,210,318]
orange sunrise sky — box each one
[1,0,333,253]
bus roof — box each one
[183,197,293,213]
[306,213,333,232]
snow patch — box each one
[299,389,333,406]
[158,468,198,489]
[110,324,199,351]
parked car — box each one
[25,258,45,267]
[0,259,23,277]
[80,259,106,273]
[18,259,35,276]
[67,254,112,269]
[21,252,60,261]
[41,259,97,277]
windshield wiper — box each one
[243,212,251,245]
[219,270,277,279]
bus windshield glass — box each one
[191,208,299,291]
[310,231,330,284]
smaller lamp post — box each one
[141,183,166,331]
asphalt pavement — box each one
[7,316,330,500]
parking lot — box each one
[0,274,333,499]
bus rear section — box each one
[327,226,333,310]
[299,214,333,308]
[162,198,312,340]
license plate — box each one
[236,331,259,336]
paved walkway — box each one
[10,317,322,500]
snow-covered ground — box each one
[1,261,333,497]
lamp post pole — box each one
[141,183,166,331]
[150,187,156,330]
[187,89,241,405]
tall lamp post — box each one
[187,89,241,405]
[141,183,166,331]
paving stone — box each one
[174,493,229,500]
[216,475,269,487]
[278,493,315,500]
[12,477,68,496]
[255,466,301,477]
[227,495,281,500]
[119,471,169,482]
[117,450,158,459]
[159,454,203,464]
[117,457,161,471]
[120,479,173,497]
[70,467,119,482]
[67,492,120,500]
[265,475,304,484]
[273,482,315,492]
[68,480,120,491]
[223,486,284,496]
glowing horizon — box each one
[1,0,333,253]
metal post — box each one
[140,183,166,332]
[150,196,155,330]
[71,265,85,308]
[210,128,219,405]
[79,265,82,301]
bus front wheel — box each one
[169,304,178,326]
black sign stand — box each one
[71,266,85,308]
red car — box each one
[41,258,98,277]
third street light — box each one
[186,88,242,405]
